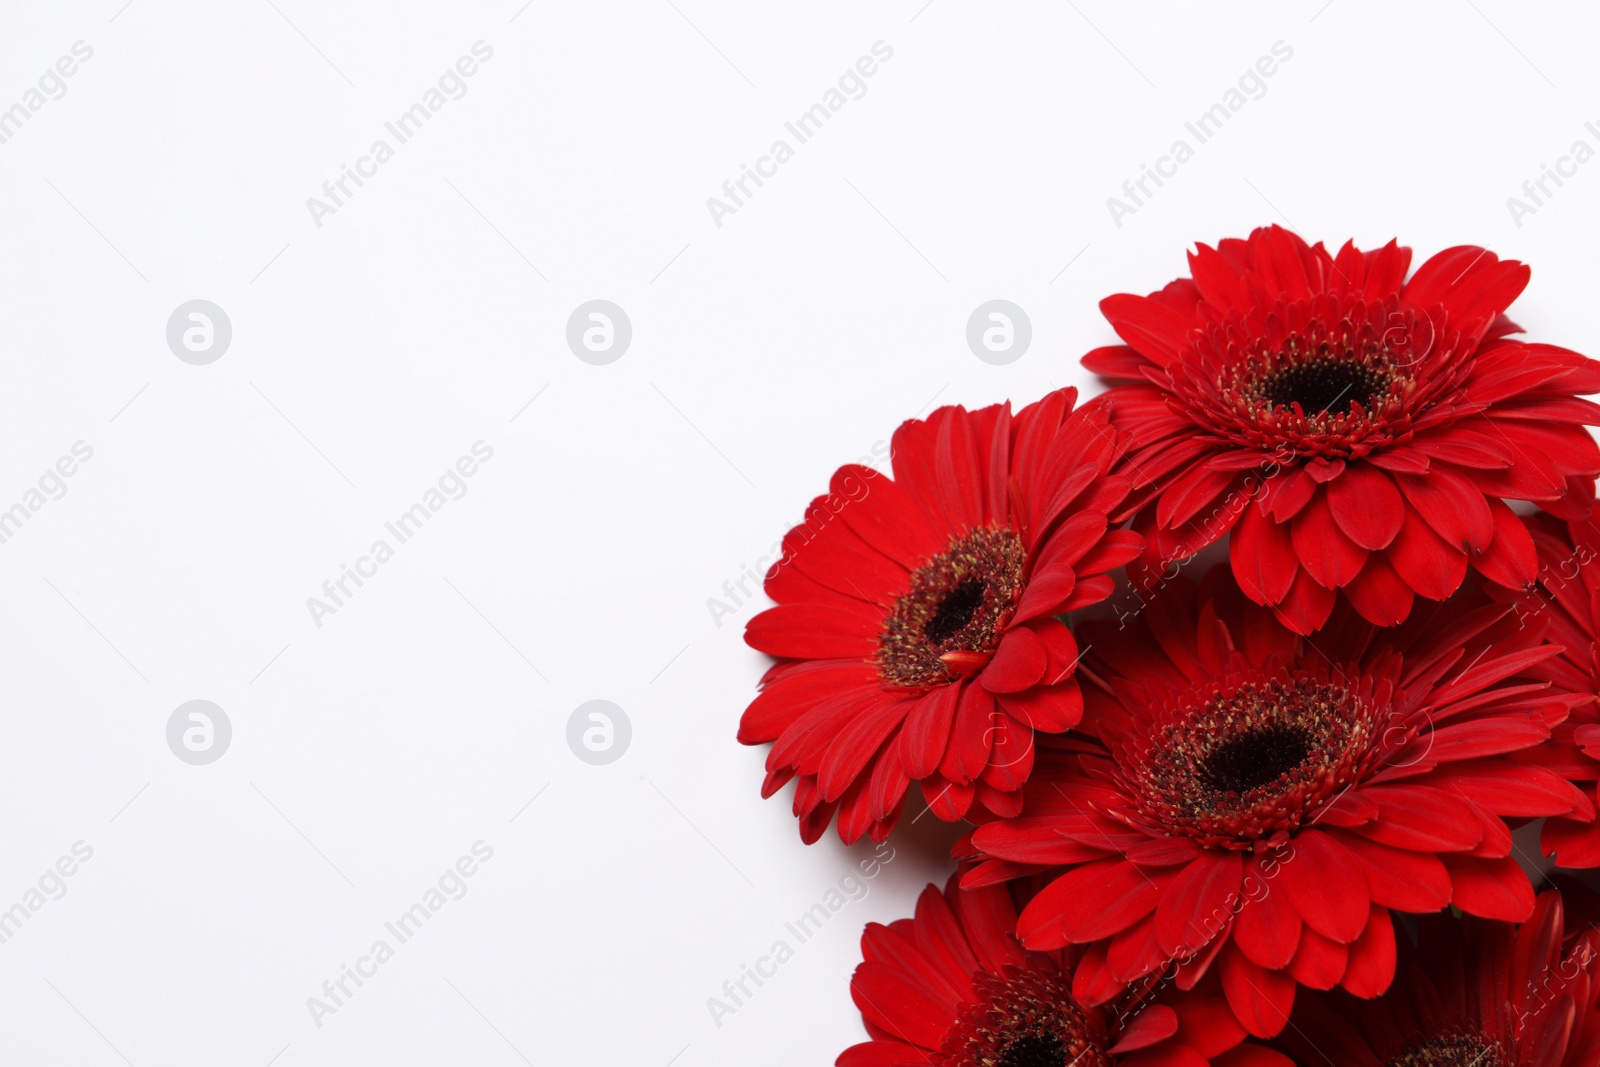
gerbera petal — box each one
[1017,859,1166,947]
[899,682,959,779]
[1218,944,1296,1039]
[1343,554,1415,627]
[980,625,1048,693]
[1326,465,1404,550]
[1394,466,1494,552]
[1286,926,1347,990]
[1442,854,1536,921]
[1277,831,1370,943]
[1232,878,1302,970]
[1472,496,1539,589]
[1387,505,1468,601]
[1154,849,1242,957]
[1291,489,1367,590]
[1231,503,1297,605]
[849,962,952,1048]
[746,602,881,659]
[1337,905,1397,999]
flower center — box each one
[1173,295,1443,460]
[938,966,1113,1067]
[876,527,1027,688]
[1387,1034,1509,1067]
[1198,722,1313,794]
[1130,676,1381,848]
[1230,334,1405,433]
[1256,354,1391,417]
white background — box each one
[2,1,1598,1063]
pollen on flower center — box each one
[938,966,1113,1067]
[1178,294,1440,460]
[1198,721,1314,794]
[1386,1033,1509,1067]
[1231,334,1405,430]
[1256,354,1392,416]
[1131,677,1381,848]
[877,527,1027,688]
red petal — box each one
[746,602,881,659]
[1218,943,1296,1038]
[1329,832,1452,912]
[1343,554,1415,627]
[1327,465,1404,550]
[1277,831,1370,943]
[980,626,1048,694]
[1272,568,1337,634]
[837,1040,932,1067]
[937,685,994,784]
[1108,1005,1180,1054]
[832,1043,934,1067]
[1231,504,1297,605]
[1339,905,1397,998]
[819,699,904,800]
[1154,849,1242,957]
[849,962,952,1048]
[1395,467,1494,552]
[1286,926,1347,990]
[1387,506,1468,601]
[899,684,958,779]
[1016,859,1165,947]
[1291,490,1367,590]
[1443,854,1536,921]
[1233,876,1302,970]
[1542,816,1600,868]
[1473,497,1539,589]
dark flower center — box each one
[1257,355,1390,416]
[939,966,1112,1067]
[1174,295,1443,460]
[999,1033,1064,1067]
[1387,1034,1508,1067]
[877,527,1027,688]
[925,578,987,644]
[1131,676,1382,848]
[1198,722,1314,794]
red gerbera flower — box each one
[740,388,1142,843]
[1487,501,1600,868]
[840,873,1290,1067]
[965,569,1591,1038]
[1275,889,1600,1067]
[1085,224,1600,634]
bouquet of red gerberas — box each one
[737,226,1600,1066]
